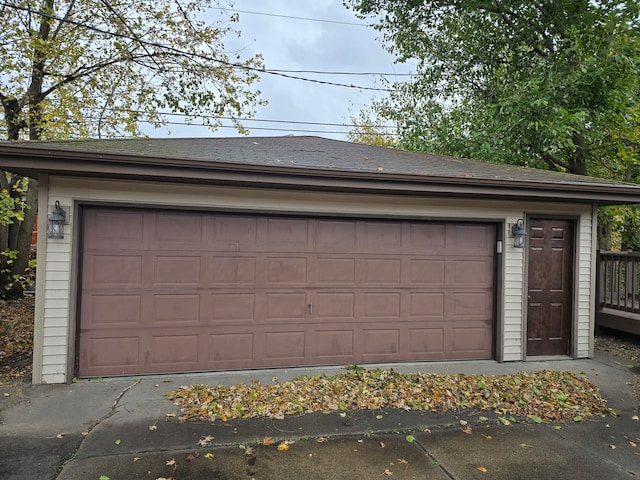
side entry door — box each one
[526,218,574,356]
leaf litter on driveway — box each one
[166,367,614,423]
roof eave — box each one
[0,146,638,206]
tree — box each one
[344,1,640,176]
[345,0,640,249]
[0,0,265,296]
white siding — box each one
[34,176,596,383]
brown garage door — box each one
[78,208,495,376]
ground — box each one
[0,296,34,382]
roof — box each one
[0,135,639,205]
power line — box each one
[217,7,371,27]
[101,107,396,129]
[83,116,398,136]
[0,1,395,92]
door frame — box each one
[523,214,579,359]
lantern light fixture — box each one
[511,218,526,248]
[47,201,66,239]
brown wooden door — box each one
[526,218,574,356]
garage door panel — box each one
[210,292,256,322]
[264,331,306,362]
[212,216,259,248]
[409,292,445,318]
[79,209,495,376]
[84,210,145,249]
[316,220,357,252]
[316,257,356,284]
[149,335,199,367]
[151,212,205,246]
[210,256,257,285]
[262,256,308,285]
[362,222,403,252]
[265,218,311,249]
[363,258,402,285]
[408,259,446,285]
[152,255,202,285]
[450,259,493,287]
[364,292,401,318]
[264,292,308,321]
[315,329,355,359]
[83,294,142,326]
[152,294,201,324]
[86,254,144,287]
[315,292,355,320]
[409,328,445,355]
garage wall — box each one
[33,176,594,383]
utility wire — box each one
[216,7,370,27]
[99,107,396,129]
[1,1,395,92]
[84,115,398,136]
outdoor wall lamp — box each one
[47,201,66,239]
[511,218,526,248]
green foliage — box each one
[0,0,265,140]
[345,0,640,178]
[0,180,27,225]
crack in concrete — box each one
[54,380,141,479]
[414,437,457,480]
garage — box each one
[78,207,496,376]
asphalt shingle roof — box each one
[3,135,631,188]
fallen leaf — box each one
[316,437,328,443]
[186,451,199,462]
[165,413,176,418]
[133,457,140,462]
[609,444,616,449]
[632,415,639,421]
[166,458,176,466]
[477,466,488,473]
[204,453,214,459]
[263,436,275,446]
[198,435,214,446]
[56,434,64,439]
[243,446,255,455]
[397,458,408,464]
[376,414,384,419]
[383,469,393,476]
[520,443,533,448]
[380,442,386,448]
[405,435,415,443]
[277,442,289,451]
[115,439,121,445]
[81,431,89,436]
[482,434,493,440]
[462,425,473,435]
[478,416,489,422]
[99,476,109,480]
[149,425,158,431]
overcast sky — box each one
[156,1,414,140]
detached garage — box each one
[1,136,639,384]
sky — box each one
[156,0,415,140]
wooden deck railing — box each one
[596,250,640,334]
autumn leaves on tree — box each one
[0,0,265,296]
